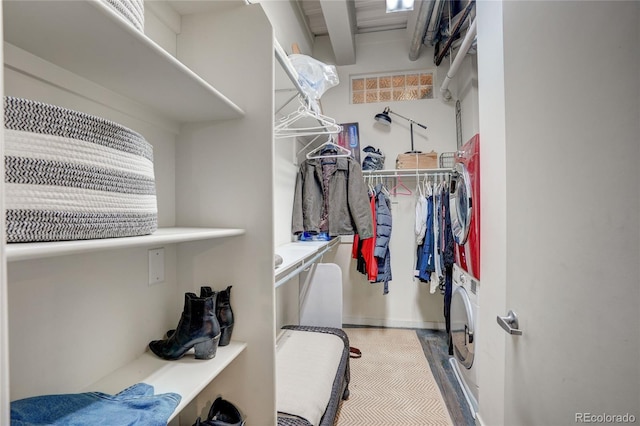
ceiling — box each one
[274,0,475,114]
[299,0,413,36]
[294,0,473,65]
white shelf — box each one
[6,227,246,262]
[85,341,247,423]
[2,0,244,123]
[274,239,339,287]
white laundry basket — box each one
[104,0,145,32]
[4,96,158,243]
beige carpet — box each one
[335,328,453,426]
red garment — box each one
[352,234,359,259]
[352,195,377,280]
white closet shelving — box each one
[6,228,246,262]
[1,1,276,424]
[86,341,248,423]
[275,238,339,288]
[3,0,244,122]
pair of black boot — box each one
[195,285,235,347]
[193,397,245,426]
[149,286,235,360]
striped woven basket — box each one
[104,0,144,32]
[4,96,158,243]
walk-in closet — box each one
[1,1,639,426]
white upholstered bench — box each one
[276,326,351,426]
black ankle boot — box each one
[149,292,221,360]
[216,286,234,347]
[192,397,245,426]
[166,287,217,339]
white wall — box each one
[259,0,313,56]
[274,131,298,247]
[455,55,480,148]
[315,30,457,167]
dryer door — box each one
[450,162,473,245]
[451,285,475,369]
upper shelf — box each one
[2,0,244,123]
[6,227,246,262]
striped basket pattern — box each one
[4,96,158,243]
[103,0,144,32]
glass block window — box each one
[351,71,434,104]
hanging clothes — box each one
[413,175,455,351]
[440,183,455,355]
[292,155,373,238]
[415,191,428,245]
[373,183,392,294]
[415,188,435,283]
[353,193,378,281]
[441,187,455,268]
[432,182,442,294]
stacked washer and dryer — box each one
[449,134,481,418]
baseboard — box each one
[342,317,446,330]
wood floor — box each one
[416,329,476,426]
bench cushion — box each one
[276,329,344,425]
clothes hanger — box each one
[274,96,319,126]
[275,113,342,138]
[296,133,325,158]
[274,96,343,138]
[390,175,412,196]
[414,169,425,198]
[366,175,375,194]
[305,137,352,159]
[371,175,391,198]
[423,174,433,197]
[376,176,392,198]
[416,173,425,198]
[381,182,391,198]
[275,105,337,130]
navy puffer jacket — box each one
[373,184,392,292]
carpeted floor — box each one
[334,328,454,426]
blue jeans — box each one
[11,383,180,426]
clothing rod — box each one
[274,239,339,288]
[363,168,452,176]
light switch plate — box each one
[148,248,165,285]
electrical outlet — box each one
[148,248,165,285]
